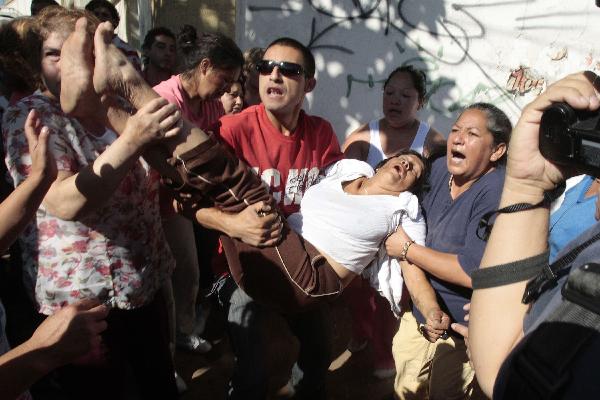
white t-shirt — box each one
[287,159,426,274]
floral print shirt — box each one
[2,92,174,315]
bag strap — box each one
[523,230,600,304]
[502,277,600,399]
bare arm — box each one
[342,127,370,161]
[387,230,471,288]
[400,260,450,342]
[42,98,180,220]
[423,127,447,158]
[0,111,56,252]
[0,299,108,400]
[469,72,600,397]
[194,205,282,247]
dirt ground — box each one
[175,298,396,400]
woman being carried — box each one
[221,150,427,312]
[59,16,426,313]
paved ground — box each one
[175,298,395,400]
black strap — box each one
[471,251,549,290]
[522,230,600,304]
[477,198,549,241]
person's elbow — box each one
[42,199,86,221]
[472,357,501,398]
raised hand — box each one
[122,97,182,148]
[24,109,57,184]
[505,71,600,198]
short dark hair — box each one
[243,47,264,77]
[265,37,315,78]
[384,65,427,104]
[142,27,175,51]
[462,102,512,165]
[85,0,119,27]
[373,149,429,198]
[179,31,243,78]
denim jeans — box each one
[215,276,332,400]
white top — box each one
[365,119,429,168]
[287,159,426,274]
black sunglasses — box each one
[256,60,305,77]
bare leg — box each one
[90,21,208,157]
[60,18,270,210]
[60,18,208,157]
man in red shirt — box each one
[197,37,343,399]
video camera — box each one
[539,103,600,176]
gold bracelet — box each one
[399,240,415,261]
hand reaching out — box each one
[122,97,182,148]
[24,109,57,184]
[28,298,109,369]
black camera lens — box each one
[539,102,600,175]
[539,103,578,162]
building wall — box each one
[151,0,235,39]
[235,0,600,141]
[1,0,237,51]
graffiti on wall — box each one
[506,67,545,96]
[247,1,521,117]
[242,0,595,135]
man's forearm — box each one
[195,207,231,234]
[0,340,56,400]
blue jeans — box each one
[215,276,332,400]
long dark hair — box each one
[178,27,243,79]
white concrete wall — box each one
[236,0,600,142]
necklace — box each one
[448,174,454,191]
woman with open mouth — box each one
[387,102,512,400]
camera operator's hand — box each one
[506,71,600,199]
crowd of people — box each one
[0,1,599,400]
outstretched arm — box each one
[387,229,472,288]
[0,299,108,400]
[0,110,56,252]
[400,260,450,342]
[42,97,181,220]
